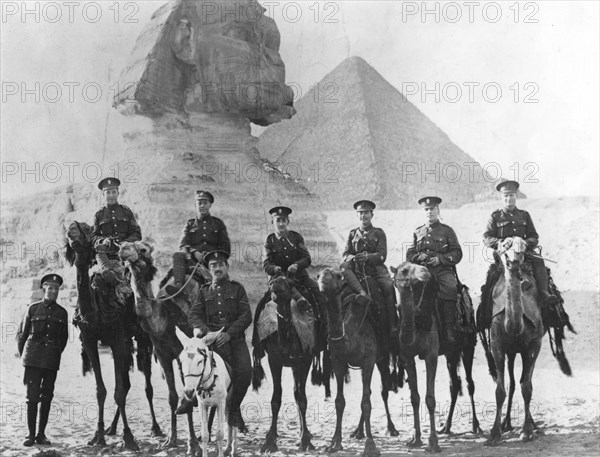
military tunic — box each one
[263,231,311,281]
[179,216,231,257]
[342,225,388,274]
[406,221,462,300]
[483,207,539,251]
[91,204,141,252]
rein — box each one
[162,261,201,300]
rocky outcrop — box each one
[258,56,500,209]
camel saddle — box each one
[256,299,316,353]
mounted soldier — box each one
[340,200,397,337]
[17,274,69,447]
[181,251,252,429]
[165,190,231,297]
[252,206,327,358]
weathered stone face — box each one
[115,0,294,125]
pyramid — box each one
[258,56,496,209]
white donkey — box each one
[181,329,237,457]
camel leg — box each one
[158,356,179,448]
[111,337,138,451]
[83,339,107,446]
[361,361,380,457]
[462,336,483,434]
[326,363,346,453]
[293,359,315,451]
[424,354,441,453]
[105,408,120,435]
[261,356,282,453]
[350,414,365,440]
[485,348,506,446]
[439,350,460,435]
[143,359,165,437]
[378,358,399,436]
[404,361,423,448]
[502,353,516,432]
[520,340,541,442]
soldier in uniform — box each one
[406,197,463,342]
[16,274,69,446]
[340,200,397,337]
[252,206,327,356]
[178,251,252,427]
[483,180,557,306]
[91,177,142,259]
[166,190,231,296]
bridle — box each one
[184,347,217,394]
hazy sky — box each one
[1,1,598,200]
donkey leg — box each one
[520,340,541,442]
[84,340,107,446]
[439,351,460,435]
[424,355,441,453]
[261,356,282,453]
[404,361,422,448]
[377,357,399,436]
[293,359,315,451]
[326,364,346,453]
[462,337,483,434]
[216,401,226,457]
[502,353,516,432]
[361,360,380,457]
[201,405,210,457]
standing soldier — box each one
[406,197,463,342]
[17,274,69,446]
[166,190,231,296]
[483,180,557,307]
[340,200,397,337]
[252,206,327,356]
[179,251,252,428]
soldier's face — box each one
[103,188,119,206]
[357,210,373,227]
[43,284,59,301]
[424,205,439,223]
[209,260,228,280]
[196,199,212,217]
[502,192,517,210]
[273,216,289,234]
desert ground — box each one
[1,197,598,456]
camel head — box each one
[64,221,93,267]
[182,329,222,399]
[500,236,527,272]
[269,276,293,305]
[391,262,432,290]
[119,241,157,283]
[317,268,344,296]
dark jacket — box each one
[17,299,68,370]
[91,204,141,249]
[483,207,539,250]
[263,231,311,279]
[406,221,463,267]
[179,216,231,257]
[189,278,252,340]
[342,225,388,266]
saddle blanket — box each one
[257,299,315,352]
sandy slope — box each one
[1,198,598,455]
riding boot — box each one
[175,394,195,415]
[166,252,187,296]
[23,401,37,446]
[36,401,52,445]
[290,286,310,311]
[531,260,558,306]
[442,300,458,343]
[341,269,367,296]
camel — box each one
[182,330,237,457]
[251,276,317,453]
[66,221,161,450]
[484,236,547,445]
[317,268,386,457]
[118,240,201,456]
[391,262,441,453]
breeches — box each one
[431,268,458,300]
[214,339,251,414]
[24,367,57,403]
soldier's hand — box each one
[415,253,429,263]
[215,332,231,347]
[193,328,202,338]
[427,256,441,267]
[287,264,298,275]
[273,266,283,276]
[355,252,368,263]
[102,238,112,246]
[193,251,203,262]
